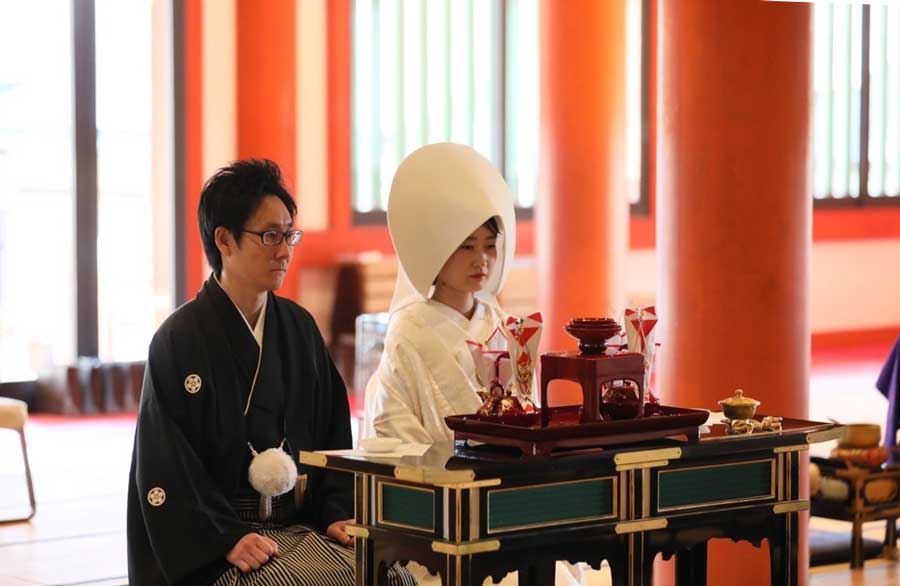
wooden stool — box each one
[0,397,36,522]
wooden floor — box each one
[810,558,900,586]
[0,341,896,585]
[0,415,133,585]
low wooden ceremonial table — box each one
[811,456,900,568]
[300,417,841,586]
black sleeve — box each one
[308,315,355,531]
[316,358,355,531]
[127,334,249,586]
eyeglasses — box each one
[244,229,304,246]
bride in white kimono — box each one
[363,143,590,586]
[363,142,519,443]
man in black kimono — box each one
[127,160,414,586]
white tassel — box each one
[248,446,298,498]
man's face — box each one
[219,196,296,292]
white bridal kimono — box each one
[362,143,589,586]
[366,298,508,443]
[362,142,517,442]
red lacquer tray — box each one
[445,404,710,457]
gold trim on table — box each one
[614,447,682,468]
[431,538,501,555]
[394,466,476,485]
[777,454,784,500]
[642,468,652,518]
[345,524,370,539]
[435,478,502,490]
[773,500,809,514]
[807,427,843,444]
[617,459,671,471]
[615,518,668,534]
[454,489,461,543]
[299,451,328,468]
[470,488,481,540]
[773,444,809,453]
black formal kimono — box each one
[127,276,413,586]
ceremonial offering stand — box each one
[445,345,707,457]
[301,418,842,586]
[539,351,646,426]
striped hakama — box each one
[212,492,416,586]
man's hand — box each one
[326,518,355,547]
[226,533,280,572]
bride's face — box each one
[434,225,499,294]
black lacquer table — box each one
[300,417,841,586]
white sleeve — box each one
[365,339,438,444]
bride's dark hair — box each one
[483,216,501,236]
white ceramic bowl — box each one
[358,437,403,453]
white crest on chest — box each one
[147,486,166,507]
[184,374,202,394]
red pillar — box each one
[657,1,812,584]
[184,0,205,299]
[538,0,628,404]
[236,0,299,300]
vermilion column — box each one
[538,0,628,406]
[236,0,299,300]
[657,1,812,584]
[183,0,205,299]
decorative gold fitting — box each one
[615,518,668,534]
[617,460,670,471]
[294,474,308,509]
[807,428,843,444]
[394,467,476,484]
[299,451,328,468]
[773,500,809,514]
[431,539,501,555]
[436,478,502,490]
[614,447,682,467]
[345,524,370,539]
[774,444,809,454]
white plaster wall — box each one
[202,0,236,177]
[810,239,900,331]
[623,239,900,333]
[296,0,329,231]
[151,0,175,323]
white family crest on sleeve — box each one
[147,486,166,507]
[184,374,202,394]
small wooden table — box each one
[301,418,841,586]
[539,351,645,426]
[811,457,900,568]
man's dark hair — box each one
[198,159,297,274]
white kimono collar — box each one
[425,299,498,346]
[404,301,499,416]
